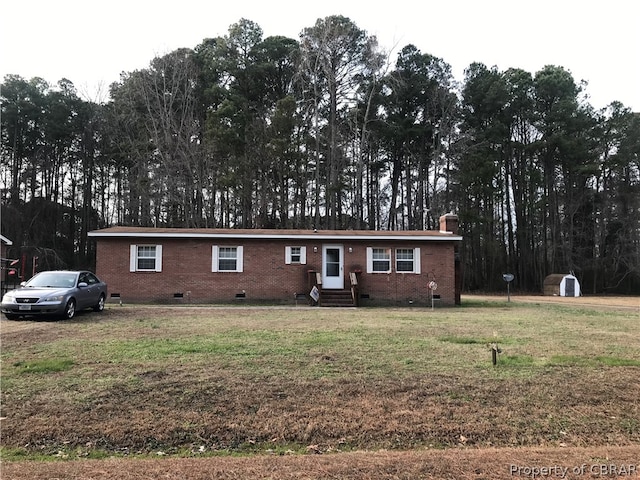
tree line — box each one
[1,16,639,293]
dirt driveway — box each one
[466,293,639,310]
[3,446,639,479]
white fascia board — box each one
[0,234,13,246]
[88,231,462,242]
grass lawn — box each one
[0,297,638,477]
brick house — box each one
[87,213,461,306]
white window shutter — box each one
[366,247,373,273]
[155,245,163,272]
[300,246,307,265]
[211,245,219,272]
[130,245,137,272]
[236,246,243,272]
[414,247,421,274]
[285,246,292,264]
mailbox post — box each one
[428,281,438,310]
[502,273,514,302]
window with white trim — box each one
[285,246,307,264]
[396,248,421,273]
[212,246,243,272]
[129,245,163,272]
[366,247,391,273]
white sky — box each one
[1,0,638,110]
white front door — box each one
[322,245,344,289]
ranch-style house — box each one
[88,213,462,307]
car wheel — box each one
[62,299,76,320]
[93,294,105,312]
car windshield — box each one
[26,272,77,288]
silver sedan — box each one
[1,270,107,320]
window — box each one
[366,247,391,273]
[218,247,237,271]
[290,247,301,263]
[212,246,243,272]
[79,272,100,285]
[129,245,163,272]
[137,246,157,270]
[285,246,307,264]
[396,248,421,273]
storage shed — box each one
[543,273,581,297]
[1,234,14,295]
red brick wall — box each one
[96,238,457,306]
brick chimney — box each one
[439,212,459,234]
[439,212,461,305]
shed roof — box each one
[543,273,575,285]
[88,226,462,242]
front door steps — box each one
[320,289,355,307]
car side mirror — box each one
[78,282,88,288]
[20,281,26,287]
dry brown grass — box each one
[1,295,638,479]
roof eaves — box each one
[88,230,462,242]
